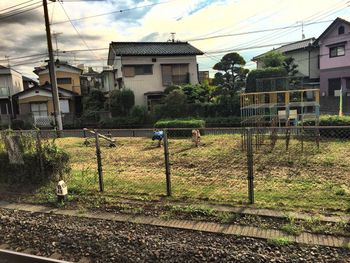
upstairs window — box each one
[123,65,153,77]
[161,64,189,86]
[330,45,345,57]
[57,77,72,84]
[338,26,345,35]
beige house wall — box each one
[39,71,81,95]
[19,95,54,115]
[119,56,199,106]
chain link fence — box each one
[0,127,349,212]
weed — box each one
[267,237,293,246]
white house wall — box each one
[0,69,23,98]
[10,69,24,95]
[119,56,199,106]
[309,49,320,79]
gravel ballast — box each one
[0,208,349,263]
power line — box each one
[0,0,34,13]
[58,1,102,61]
[185,20,334,42]
[51,0,175,25]
[0,0,41,16]
[0,3,43,22]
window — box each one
[330,46,345,57]
[30,103,48,116]
[123,65,153,77]
[161,64,189,86]
[328,78,341,96]
[0,87,8,96]
[338,26,345,35]
[57,77,72,84]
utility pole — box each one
[43,0,63,131]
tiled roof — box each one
[109,42,204,56]
[253,38,315,60]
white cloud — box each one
[0,0,349,78]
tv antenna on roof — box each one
[170,32,176,42]
[297,21,305,40]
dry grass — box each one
[53,134,350,213]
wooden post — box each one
[36,130,45,178]
[163,130,171,196]
[246,128,254,204]
[95,130,104,192]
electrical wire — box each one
[0,0,34,13]
[52,0,176,25]
[58,1,102,62]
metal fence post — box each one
[246,128,254,204]
[163,129,171,196]
[95,130,104,192]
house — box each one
[315,18,350,97]
[100,67,117,94]
[16,60,83,126]
[198,70,210,84]
[252,38,320,83]
[107,41,204,110]
[22,76,38,90]
[80,67,102,95]
[252,17,350,114]
[0,65,23,118]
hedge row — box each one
[154,119,205,129]
[302,115,350,126]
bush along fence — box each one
[0,130,70,187]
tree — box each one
[83,89,106,112]
[155,90,187,119]
[260,51,286,68]
[283,57,298,77]
[181,84,212,104]
[213,52,247,92]
[108,89,135,117]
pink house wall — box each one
[319,23,350,70]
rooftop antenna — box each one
[297,21,305,40]
[171,32,175,42]
[52,31,63,59]
[4,56,10,68]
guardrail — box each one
[0,249,71,263]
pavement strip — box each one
[0,201,349,249]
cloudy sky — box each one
[0,0,349,79]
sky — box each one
[0,0,349,80]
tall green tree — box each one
[213,52,247,92]
[260,51,286,68]
[108,89,135,117]
[83,89,106,112]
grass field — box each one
[50,134,350,214]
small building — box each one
[252,38,320,83]
[107,41,204,110]
[0,65,23,117]
[17,61,83,126]
[80,67,102,95]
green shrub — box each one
[246,67,287,92]
[154,119,205,129]
[0,134,70,186]
[154,119,205,137]
[303,115,350,138]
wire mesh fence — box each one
[0,127,349,212]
